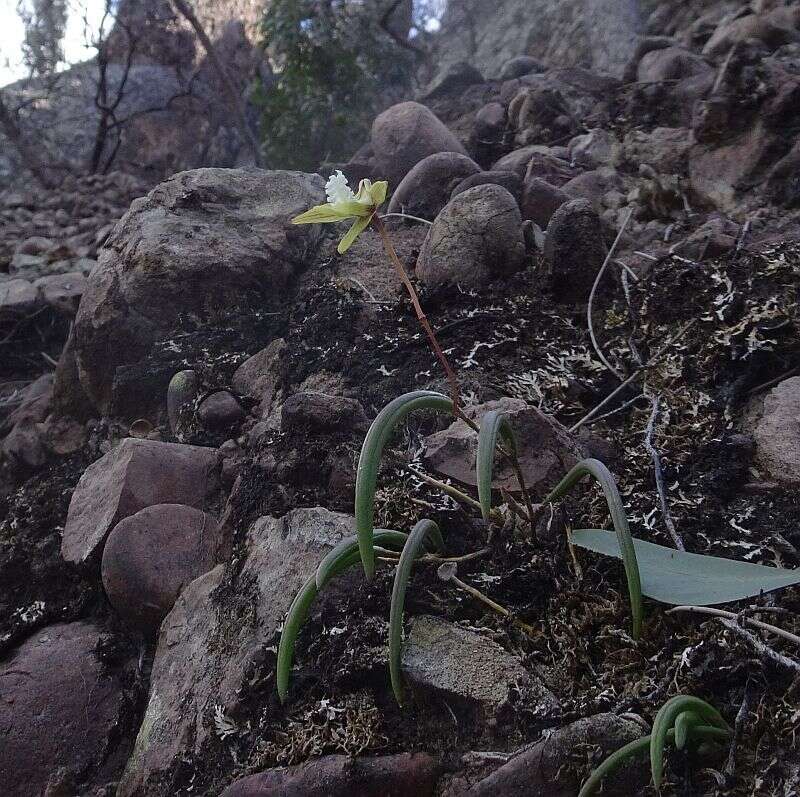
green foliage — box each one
[258,0,415,171]
[389,519,445,705]
[476,410,517,523]
[578,695,730,796]
[355,390,453,581]
[276,529,410,703]
[570,528,800,605]
[543,459,644,639]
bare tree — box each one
[0,90,59,187]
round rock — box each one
[752,377,800,485]
[101,503,222,635]
[417,185,527,289]
[451,170,522,205]
[387,151,481,220]
[0,622,128,794]
[543,199,606,304]
[197,390,245,430]
[371,101,468,186]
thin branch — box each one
[644,394,684,550]
[667,605,800,647]
[720,619,800,674]
[725,677,753,781]
[379,212,432,225]
[587,208,633,380]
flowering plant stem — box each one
[371,214,464,417]
[371,215,537,525]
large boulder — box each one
[60,168,326,415]
[387,152,481,220]
[371,102,468,187]
[62,438,218,566]
[118,508,357,796]
[101,503,223,635]
[417,185,527,288]
[434,0,642,80]
[0,622,129,795]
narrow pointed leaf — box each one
[543,458,643,639]
[389,519,446,706]
[355,391,453,580]
[277,530,409,702]
[570,529,800,606]
[651,695,730,791]
[476,410,517,523]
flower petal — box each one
[369,180,388,206]
[337,214,372,254]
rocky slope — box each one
[2,1,800,795]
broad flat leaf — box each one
[571,529,800,606]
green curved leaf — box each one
[543,458,643,639]
[476,410,517,523]
[651,695,730,791]
[674,710,702,751]
[570,529,800,606]
[315,530,409,590]
[355,391,453,580]
[389,519,446,706]
[578,725,730,797]
[277,530,410,703]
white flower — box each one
[325,170,356,205]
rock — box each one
[623,127,693,175]
[703,11,800,58]
[371,102,468,187]
[1,419,48,470]
[197,390,245,430]
[692,95,731,144]
[34,271,86,315]
[0,278,38,316]
[523,150,577,187]
[14,235,54,256]
[386,152,481,220]
[2,372,53,431]
[417,185,526,289]
[543,199,606,303]
[281,392,369,435]
[509,86,578,145]
[167,369,200,433]
[689,124,782,211]
[521,177,569,227]
[402,616,558,720]
[766,141,800,207]
[62,169,327,415]
[101,503,222,635]
[562,168,626,211]
[221,754,440,797]
[499,55,545,80]
[472,102,506,145]
[118,508,356,796]
[62,438,218,565]
[492,145,556,178]
[569,129,621,169]
[637,46,712,82]
[464,713,646,796]
[422,398,584,497]
[680,216,740,260]
[0,622,129,795]
[752,377,800,485]
[423,61,484,100]
[435,0,642,80]
[231,339,286,410]
[9,251,47,276]
[451,170,523,205]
